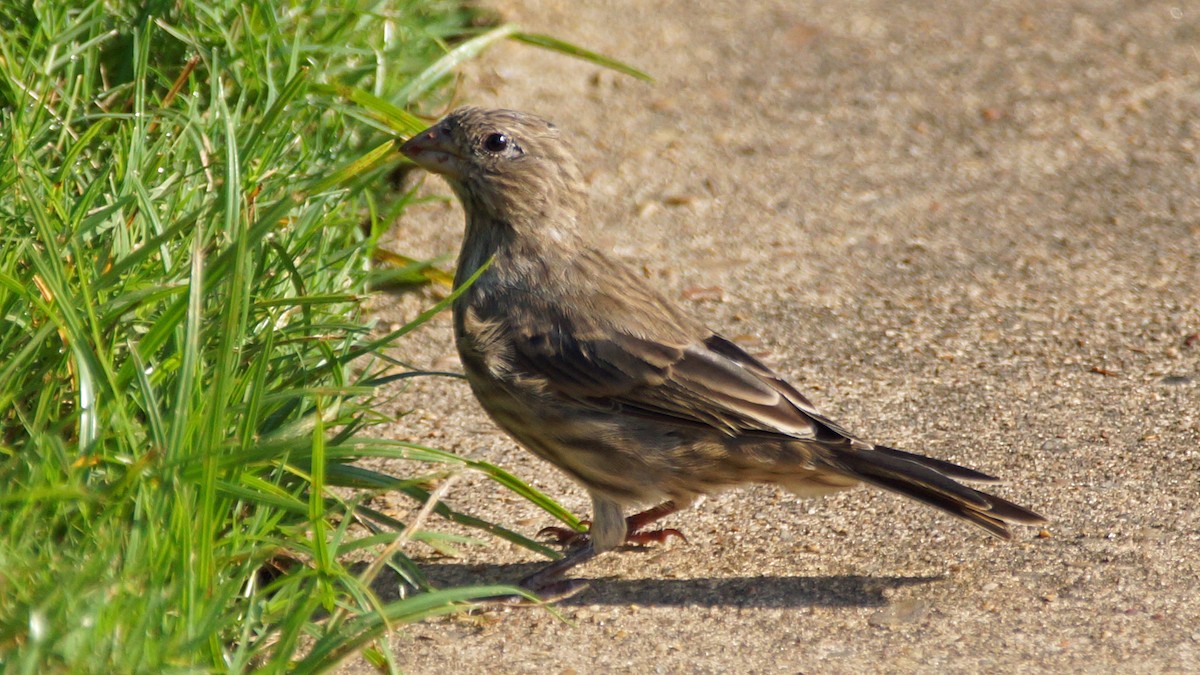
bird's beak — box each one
[399,124,464,179]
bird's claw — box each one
[537,521,591,547]
[626,527,687,545]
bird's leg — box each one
[515,493,623,597]
[538,498,689,547]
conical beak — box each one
[399,124,464,178]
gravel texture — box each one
[349,1,1200,671]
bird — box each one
[398,107,1046,593]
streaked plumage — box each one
[399,107,1046,589]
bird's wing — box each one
[513,324,854,442]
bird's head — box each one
[399,107,586,232]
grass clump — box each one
[0,0,647,670]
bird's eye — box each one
[483,132,509,153]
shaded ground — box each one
[354,1,1199,671]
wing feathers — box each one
[517,328,822,438]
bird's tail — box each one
[822,444,1047,539]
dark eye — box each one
[483,132,509,153]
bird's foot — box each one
[626,527,687,545]
[536,522,591,548]
[537,523,687,547]
[489,500,688,605]
[537,500,688,548]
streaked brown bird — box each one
[399,107,1046,592]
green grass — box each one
[0,1,644,671]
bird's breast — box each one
[453,300,518,384]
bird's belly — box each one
[462,372,664,503]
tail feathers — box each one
[872,445,1000,482]
[828,445,1047,540]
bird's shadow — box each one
[373,557,942,608]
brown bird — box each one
[399,107,1046,593]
